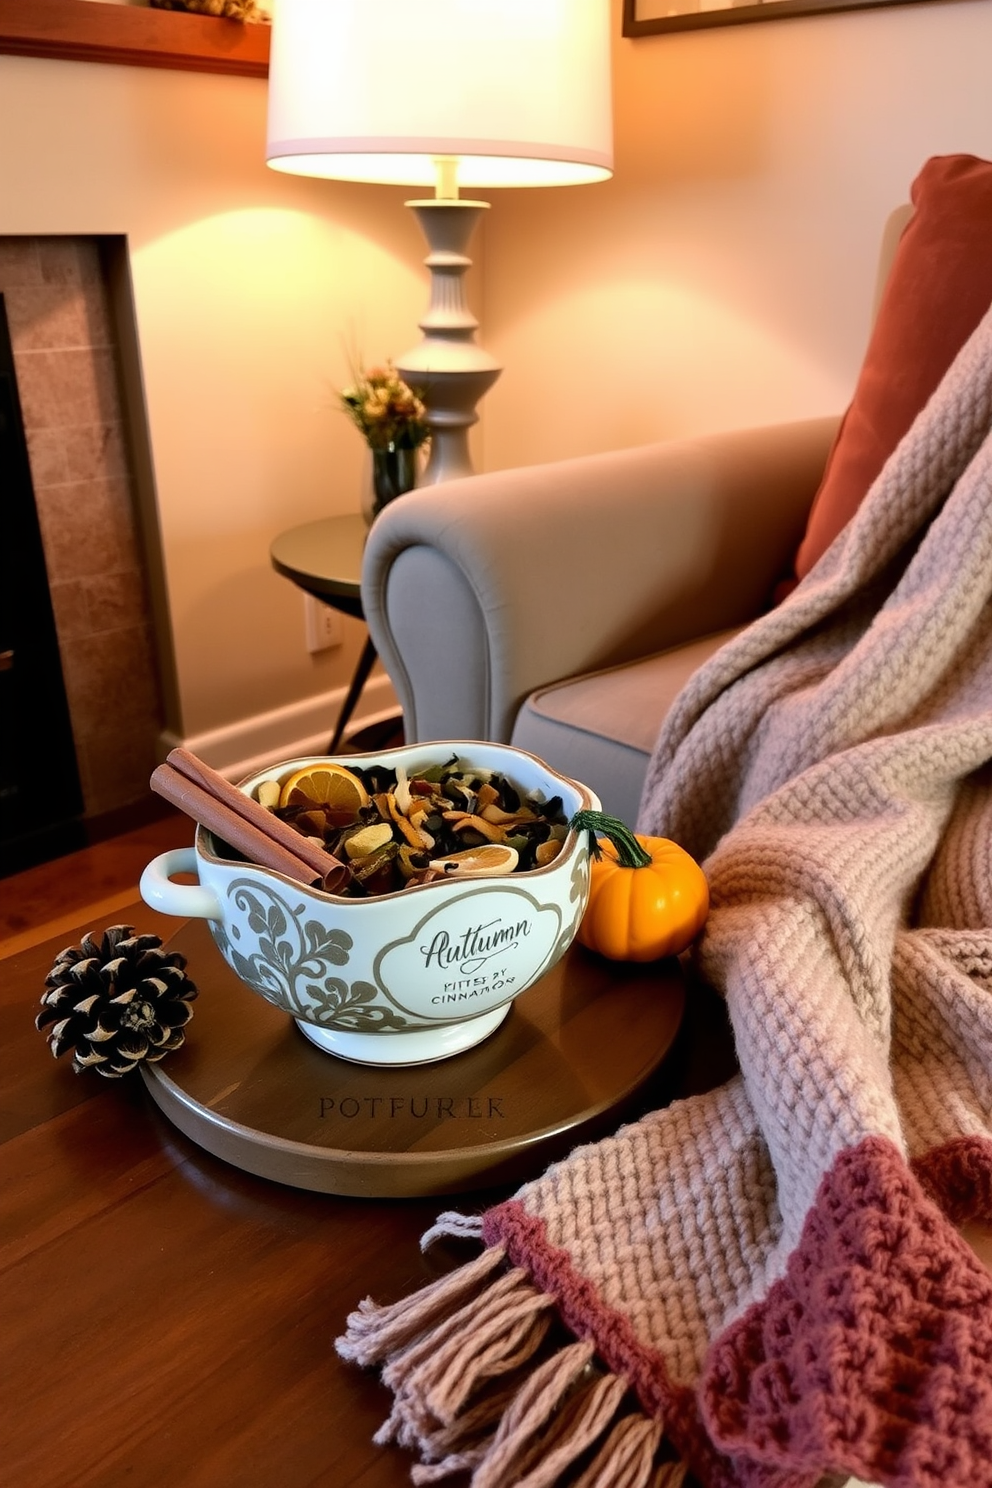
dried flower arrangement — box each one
[149,0,269,21]
[339,362,430,453]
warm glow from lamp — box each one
[266,0,614,482]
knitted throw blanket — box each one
[337,306,992,1488]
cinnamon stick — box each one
[150,750,350,893]
[167,748,346,879]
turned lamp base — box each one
[396,196,501,485]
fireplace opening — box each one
[0,236,172,877]
[0,294,86,873]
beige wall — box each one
[481,0,992,467]
[2,0,990,776]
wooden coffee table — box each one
[1,903,735,1487]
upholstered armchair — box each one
[360,155,992,825]
[361,419,834,823]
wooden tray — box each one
[142,918,686,1198]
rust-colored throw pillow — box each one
[788,153,992,588]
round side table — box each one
[269,513,379,751]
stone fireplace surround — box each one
[1,235,163,822]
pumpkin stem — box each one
[569,809,653,869]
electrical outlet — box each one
[304,594,344,653]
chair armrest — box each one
[361,416,838,743]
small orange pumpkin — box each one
[571,810,709,963]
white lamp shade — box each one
[266,0,613,189]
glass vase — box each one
[365,443,418,525]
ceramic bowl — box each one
[140,741,599,1066]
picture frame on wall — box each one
[623,0,927,36]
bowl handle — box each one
[140,848,222,921]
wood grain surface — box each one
[0,902,735,1487]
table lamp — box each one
[266,0,613,485]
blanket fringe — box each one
[380,1267,557,1428]
[570,1416,664,1488]
[336,1241,507,1367]
[473,1342,614,1486]
[336,1242,686,1487]
[420,1210,487,1248]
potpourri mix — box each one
[256,756,569,898]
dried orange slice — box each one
[278,762,370,813]
[428,844,519,878]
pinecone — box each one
[36,925,198,1078]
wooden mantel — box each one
[0,0,270,77]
